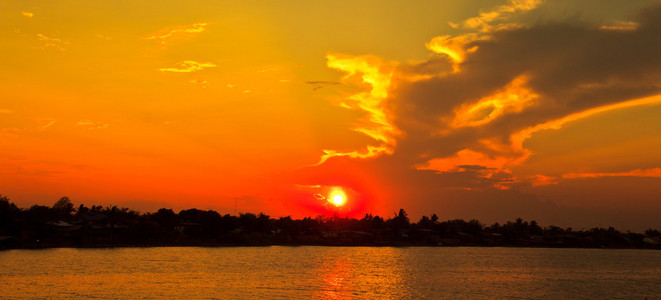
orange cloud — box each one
[418,149,510,172]
[77,120,109,130]
[563,168,661,179]
[189,79,208,88]
[36,33,69,51]
[460,0,543,32]
[600,21,639,31]
[318,146,391,165]
[317,54,398,164]
[426,1,542,71]
[511,94,661,155]
[425,34,485,71]
[34,118,56,131]
[430,94,661,183]
[390,4,661,192]
[21,12,34,18]
[450,75,538,128]
[528,174,558,186]
[145,22,207,42]
[159,61,216,73]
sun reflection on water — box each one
[311,247,406,299]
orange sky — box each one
[2,0,661,230]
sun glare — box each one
[328,188,347,207]
[332,194,344,206]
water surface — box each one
[1,247,660,299]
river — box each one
[1,247,660,299]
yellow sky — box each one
[2,0,661,230]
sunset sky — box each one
[2,0,661,230]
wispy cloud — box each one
[21,12,34,18]
[427,0,542,72]
[189,79,208,88]
[564,168,661,179]
[600,21,639,31]
[34,118,56,131]
[94,33,112,40]
[159,61,216,73]
[305,81,341,91]
[36,33,69,51]
[145,22,207,44]
[0,109,15,114]
[316,54,398,164]
[456,0,543,32]
[77,120,109,130]
[257,67,278,73]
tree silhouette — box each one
[0,195,659,249]
[52,197,74,220]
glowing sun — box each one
[328,188,346,207]
[332,194,345,206]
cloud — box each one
[449,75,538,128]
[292,3,661,228]
[316,54,399,164]
[34,118,56,131]
[428,0,543,72]
[0,109,15,114]
[209,1,661,232]
[257,67,278,73]
[563,168,661,179]
[77,120,109,130]
[159,61,216,73]
[458,0,543,32]
[36,33,69,51]
[305,81,341,91]
[95,34,112,40]
[21,12,34,18]
[145,22,207,44]
[600,21,639,31]
[425,34,485,66]
[384,3,661,190]
[189,79,208,88]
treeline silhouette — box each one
[1,195,660,249]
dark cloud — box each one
[293,3,661,230]
[305,81,341,91]
[390,3,661,168]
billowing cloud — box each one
[386,3,661,190]
[159,61,216,73]
[294,2,661,228]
